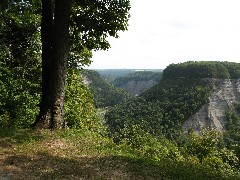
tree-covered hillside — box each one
[106,78,211,140]
[163,61,240,80]
[105,61,240,140]
[111,71,162,95]
[81,70,131,108]
[113,71,162,87]
[95,69,163,82]
[224,102,240,158]
[103,62,240,177]
[95,69,137,82]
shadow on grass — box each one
[2,151,165,180]
[0,129,238,179]
[2,151,236,180]
[0,128,44,149]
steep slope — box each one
[116,79,158,96]
[183,79,240,133]
[113,71,162,95]
[81,70,131,108]
[105,61,240,139]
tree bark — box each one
[0,0,9,12]
[33,0,54,129]
[33,0,71,129]
[50,0,71,128]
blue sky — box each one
[89,0,240,69]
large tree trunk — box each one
[33,0,71,129]
[33,0,54,128]
[50,0,71,128]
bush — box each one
[181,130,239,176]
[119,124,182,162]
[65,69,103,132]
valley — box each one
[1,61,240,179]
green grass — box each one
[0,128,239,179]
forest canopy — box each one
[163,61,240,80]
[106,61,240,140]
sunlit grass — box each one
[0,128,239,179]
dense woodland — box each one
[106,61,240,137]
[81,70,131,108]
[1,0,240,179]
[105,61,240,177]
[163,61,240,80]
[106,78,211,140]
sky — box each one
[88,0,240,69]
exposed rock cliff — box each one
[183,79,240,133]
[82,75,92,85]
[119,80,158,96]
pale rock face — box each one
[183,79,240,133]
[120,80,157,96]
[82,75,92,85]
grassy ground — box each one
[0,128,239,180]
[0,128,165,180]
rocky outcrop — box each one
[183,79,240,133]
[82,75,92,85]
[119,80,158,96]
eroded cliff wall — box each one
[119,80,158,96]
[183,79,240,133]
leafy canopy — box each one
[69,0,131,68]
[0,0,131,127]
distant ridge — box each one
[91,69,163,82]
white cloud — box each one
[89,0,240,69]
